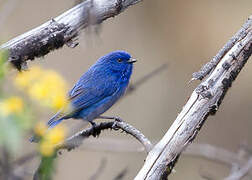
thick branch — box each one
[0,0,142,70]
[192,16,252,80]
[135,15,252,180]
[58,119,153,153]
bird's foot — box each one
[90,121,96,127]
[89,121,101,137]
[98,116,123,131]
[114,116,123,122]
[111,117,123,130]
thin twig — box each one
[80,138,145,152]
[89,158,107,180]
[126,64,168,95]
[12,152,38,168]
[113,168,128,180]
[224,158,252,180]
[184,144,247,167]
[58,119,153,153]
[115,119,153,153]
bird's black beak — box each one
[128,58,137,64]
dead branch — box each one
[185,144,246,167]
[224,158,252,180]
[126,64,168,96]
[79,139,252,177]
[135,15,252,180]
[89,158,107,180]
[0,0,142,70]
[113,168,128,180]
[58,119,153,153]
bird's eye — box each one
[117,59,123,63]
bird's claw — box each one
[114,116,123,122]
[112,122,119,130]
[89,121,101,137]
[111,116,122,130]
[90,121,96,127]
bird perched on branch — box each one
[30,50,136,142]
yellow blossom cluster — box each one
[34,122,67,157]
[14,66,69,111]
[0,96,24,116]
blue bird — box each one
[45,50,135,129]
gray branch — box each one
[224,158,252,180]
[135,15,252,180]
[0,0,142,70]
[126,64,168,96]
[80,139,252,177]
[192,15,252,80]
[185,144,248,169]
[58,119,153,153]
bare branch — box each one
[89,158,107,180]
[80,140,252,175]
[185,144,246,167]
[192,15,252,80]
[113,168,128,180]
[0,0,142,70]
[126,64,168,95]
[12,152,38,167]
[58,119,153,153]
[135,15,252,180]
[224,158,252,180]
[80,138,145,152]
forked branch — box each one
[135,15,252,180]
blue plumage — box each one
[47,50,135,128]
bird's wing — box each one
[47,109,66,127]
[68,79,118,112]
[47,82,117,126]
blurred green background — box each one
[1,0,252,179]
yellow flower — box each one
[39,125,67,157]
[14,66,43,88]
[39,141,54,157]
[45,125,66,145]
[51,92,69,111]
[34,121,47,137]
[14,66,69,111]
[28,81,50,101]
[0,96,24,116]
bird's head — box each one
[97,50,136,76]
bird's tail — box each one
[47,118,64,128]
[47,110,65,128]
[30,111,65,143]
